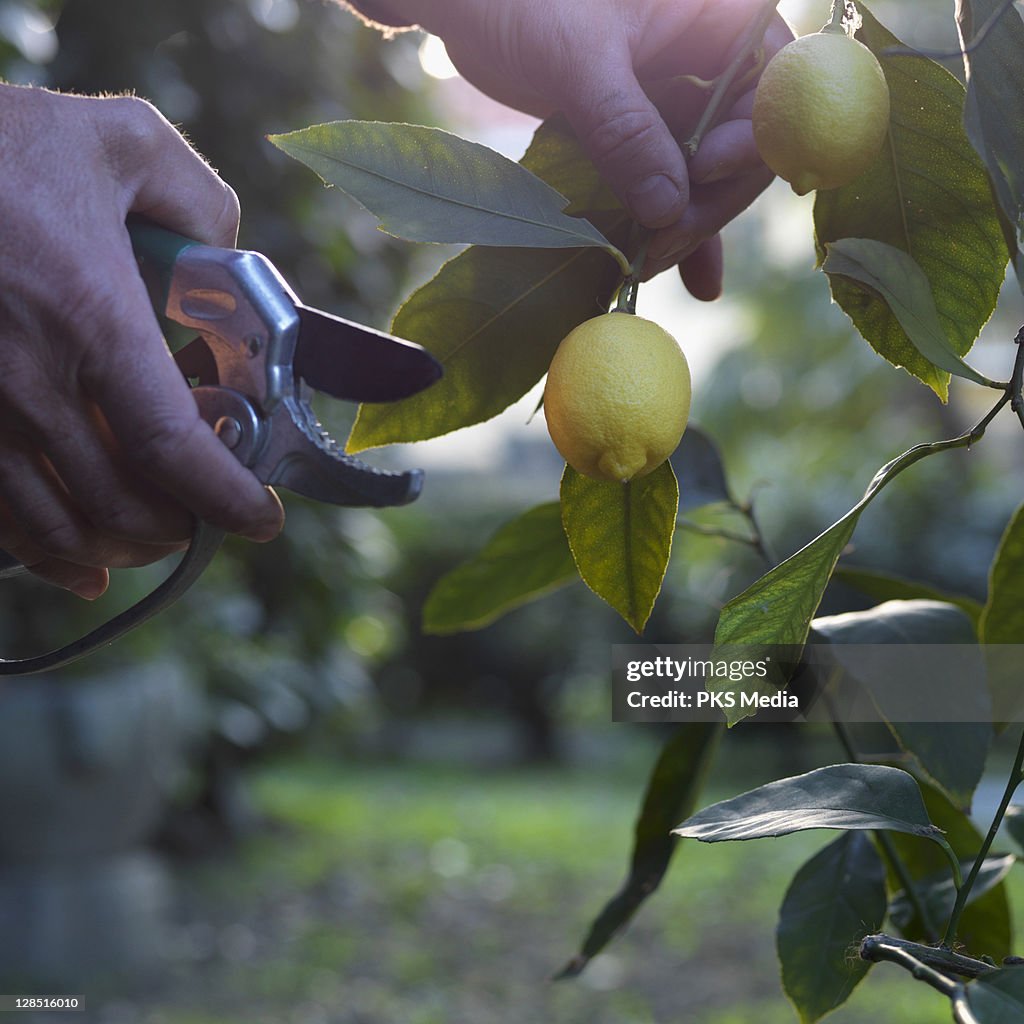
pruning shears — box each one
[0,217,442,675]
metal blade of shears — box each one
[293,305,442,403]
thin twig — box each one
[677,517,761,548]
[684,0,780,157]
[860,937,995,983]
[943,725,1024,946]
[735,496,777,567]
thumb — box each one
[559,44,689,228]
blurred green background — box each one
[1,1,1024,1022]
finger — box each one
[688,118,764,186]
[73,255,285,543]
[678,237,725,302]
[559,40,688,228]
[658,4,793,81]
[0,501,109,599]
[90,96,240,247]
[5,392,196,547]
[647,166,772,266]
[0,437,186,568]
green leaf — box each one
[268,121,626,266]
[713,427,972,725]
[776,833,887,1024]
[833,565,983,630]
[715,518,856,649]
[712,511,858,724]
[516,115,621,216]
[814,6,1010,398]
[958,0,1024,254]
[422,503,577,635]
[559,723,722,978]
[673,764,944,844]
[813,600,991,810]
[967,966,1024,1023]
[884,779,1012,958]
[980,502,1024,644]
[669,426,734,512]
[560,462,678,633]
[979,503,1024,722]
[821,239,999,389]
[889,855,1015,933]
[346,118,628,451]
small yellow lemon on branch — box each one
[752,28,891,195]
[544,312,691,484]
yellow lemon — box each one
[544,312,691,483]
[752,30,890,195]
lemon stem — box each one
[823,0,853,34]
[614,231,653,314]
[685,0,780,158]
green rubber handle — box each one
[127,215,200,314]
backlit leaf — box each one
[958,0,1024,265]
[422,502,576,635]
[346,120,629,451]
[269,121,625,264]
[560,462,678,633]
[979,502,1024,723]
[814,7,1009,398]
[713,426,968,724]
[821,239,999,389]
[980,501,1024,644]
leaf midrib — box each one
[281,139,608,247]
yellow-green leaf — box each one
[560,462,678,633]
[346,118,628,452]
[422,503,576,635]
[814,6,1009,398]
[269,120,625,264]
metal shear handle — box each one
[0,219,439,674]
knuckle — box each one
[206,182,241,247]
[81,493,145,540]
[108,95,165,142]
[95,95,169,174]
[25,513,86,562]
[583,100,661,166]
[127,411,196,472]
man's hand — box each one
[0,86,283,599]
[354,0,791,300]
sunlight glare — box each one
[418,33,458,80]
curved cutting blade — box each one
[294,305,443,402]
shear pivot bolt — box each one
[214,416,243,449]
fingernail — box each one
[70,577,106,601]
[627,175,683,228]
[243,521,282,544]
